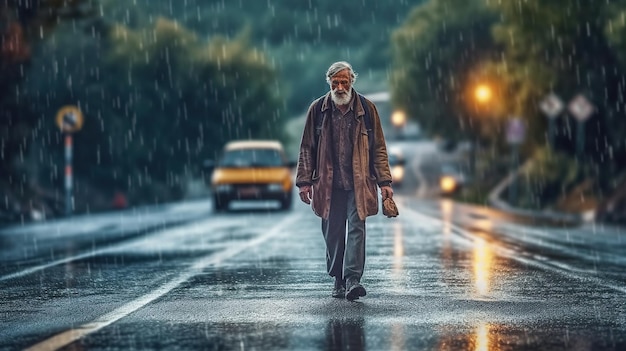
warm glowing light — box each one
[441,199,453,215]
[391,221,406,293]
[474,84,492,103]
[473,236,494,296]
[393,222,404,264]
[440,199,453,236]
[474,323,490,351]
[391,110,407,127]
[440,176,457,193]
[391,165,405,183]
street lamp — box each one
[391,110,407,139]
[475,84,492,104]
[468,83,492,175]
[391,110,407,127]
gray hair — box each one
[325,61,358,84]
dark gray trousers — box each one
[321,189,366,282]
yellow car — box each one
[208,140,294,211]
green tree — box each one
[0,0,92,175]
[0,0,93,219]
[489,0,626,191]
[97,0,422,116]
[390,0,499,141]
[391,0,626,208]
[23,17,285,207]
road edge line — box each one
[25,212,302,351]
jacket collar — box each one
[321,89,365,118]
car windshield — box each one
[219,148,284,167]
[389,153,400,165]
[388,151,404,166]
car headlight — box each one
[215,184,233,193]
[440,176,457,193]
[267,183,283,192]
[391,165,404,182]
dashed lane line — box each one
[24,212,302,351]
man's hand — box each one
[380,185,393,199]
[298,185,312,204]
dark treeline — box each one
[99,0,421,113]
[8,0,625,221]
[392,0,626,215]
[1,0,422,220]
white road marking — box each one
[25,212,303,351]
[0,217,244,282]
[0,252,102,282]
[399,204,626,294]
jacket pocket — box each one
[361,130,375,177]
[364,175,379,214]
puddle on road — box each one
[70,319,625,350]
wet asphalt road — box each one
[1,141,626,350]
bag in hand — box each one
[382,197,399,218]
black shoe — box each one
[332,276,345,298]
[345,280,366,301]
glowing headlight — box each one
[440,176,457,193]
[267,183,283,192]
[391,165,405,182]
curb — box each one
[487,160,596,226]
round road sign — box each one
[55,106,84,133]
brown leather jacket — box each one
[296,90,392,220]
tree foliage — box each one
[97,0,422,114]
[488,0,626,192]
[2,0,422,218]
[1,0,93,175]
[390,0,498,140]
[22,17,284,205]
[392,0,626,186]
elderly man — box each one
[296,61,393,301]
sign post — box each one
[567,94,594,159]
[55,105,84,216]
[506,117,526,206]
[539,93,564,149]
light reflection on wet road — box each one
[1,142,626,350]
[0,197,622,350]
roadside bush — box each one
[517,147,581,210]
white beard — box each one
[331,89,352,106]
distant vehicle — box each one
[388,148,406,187]
[206,140,294,211]
[436,138,458,152]
[396,121,422,140]
[439,163,468,196]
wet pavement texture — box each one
[0,198,624,350]
[1,142,626,350]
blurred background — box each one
[3,0,626,224]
